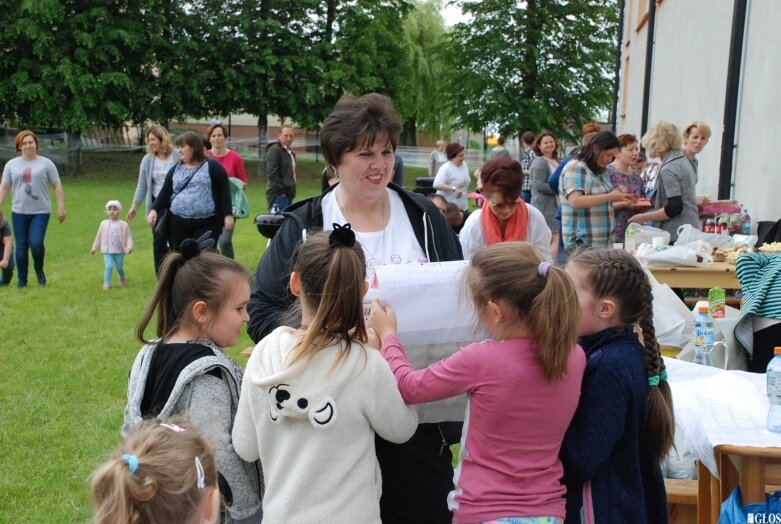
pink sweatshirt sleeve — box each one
[380,334,476,405]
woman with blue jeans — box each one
[0,130,66,288]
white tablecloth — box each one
[667,357,781,477]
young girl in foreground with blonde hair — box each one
[91,418,220,524]
[232,226,417,524]
[563,247,673,523]
[371,241,586,524]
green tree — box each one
[444,0,618,141]
[148,0,244,127]
[397,0,452,145]
[292,0,412,134]
[0,1,157,173]
[232,0,322,174]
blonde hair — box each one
[467,242,580,381]
[641,121,682,159]
[146,125,174,157]
[683,121,712,140]
[91,418,217,524]
[287,231,368,368]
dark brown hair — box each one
[521,131,536,145]
[206,123,229,141]
[320,93,401,170]
[136,249,251,344]
[617,133,638,149]
[14,130,38,152]
[467,242,580,381]
[532,131,559,158]
[480,157,523,200]
[568,247,674,467]
[287,231,368,368]
[445,142,464,160]
[174,131,207,163]
[91,418,217,524]
[576,131,620,173]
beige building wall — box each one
[617,0,780,223]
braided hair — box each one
[569,247,674,467]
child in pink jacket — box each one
[91,200,132,289]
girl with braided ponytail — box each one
[233,227,417,523]
[124,239,263,523]
[371,241,586,523]
[91,418,220,524]
[563,247,674,524]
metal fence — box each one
[0,126,501,170]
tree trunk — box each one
[66,131,82,176]
[257,114,268,178]
[402,118,417,147]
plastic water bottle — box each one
[624,227,637,255]
[741,208,752,235]
[693,306,715,367]
[270,203,281,215]
[766,347,781,433]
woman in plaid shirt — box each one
[559,131,633,253]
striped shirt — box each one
[560,159,615,249]
[734,253,781,357]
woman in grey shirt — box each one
[127,125,179,274]
[529,131,561,261]
[0,130,66,287]
[629,121,700,243]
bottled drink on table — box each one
[729,213,742,235]
[624,227,637,255]
[704,217,715,233]
[766,347,781,433]
[693,306,715,367]
[741,208,752,235]
[717,214,728,235]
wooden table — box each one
[648,261,740,290]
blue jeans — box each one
[12,212,49,286]
[0,262,13,286]
[521,191,532,204]
[103,253,125,285]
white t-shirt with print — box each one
[321,188,427,282]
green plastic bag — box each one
[229,177,250,219]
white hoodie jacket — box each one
[232,326,417,524]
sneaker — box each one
[17,280,27,289]
[119,278,127,287]
[36,271,46,286]
[103,283,111,290]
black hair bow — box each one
[329,223,356,248]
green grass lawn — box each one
[0,151,435,523]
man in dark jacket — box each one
[266,125,296,211]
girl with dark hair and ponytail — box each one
[233,226,417,523]
[371,241,586,523]
[123,240,263,523]
[563,247,674,524]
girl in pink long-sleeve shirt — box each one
[371,242,586,524]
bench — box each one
[666,478,698,524]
